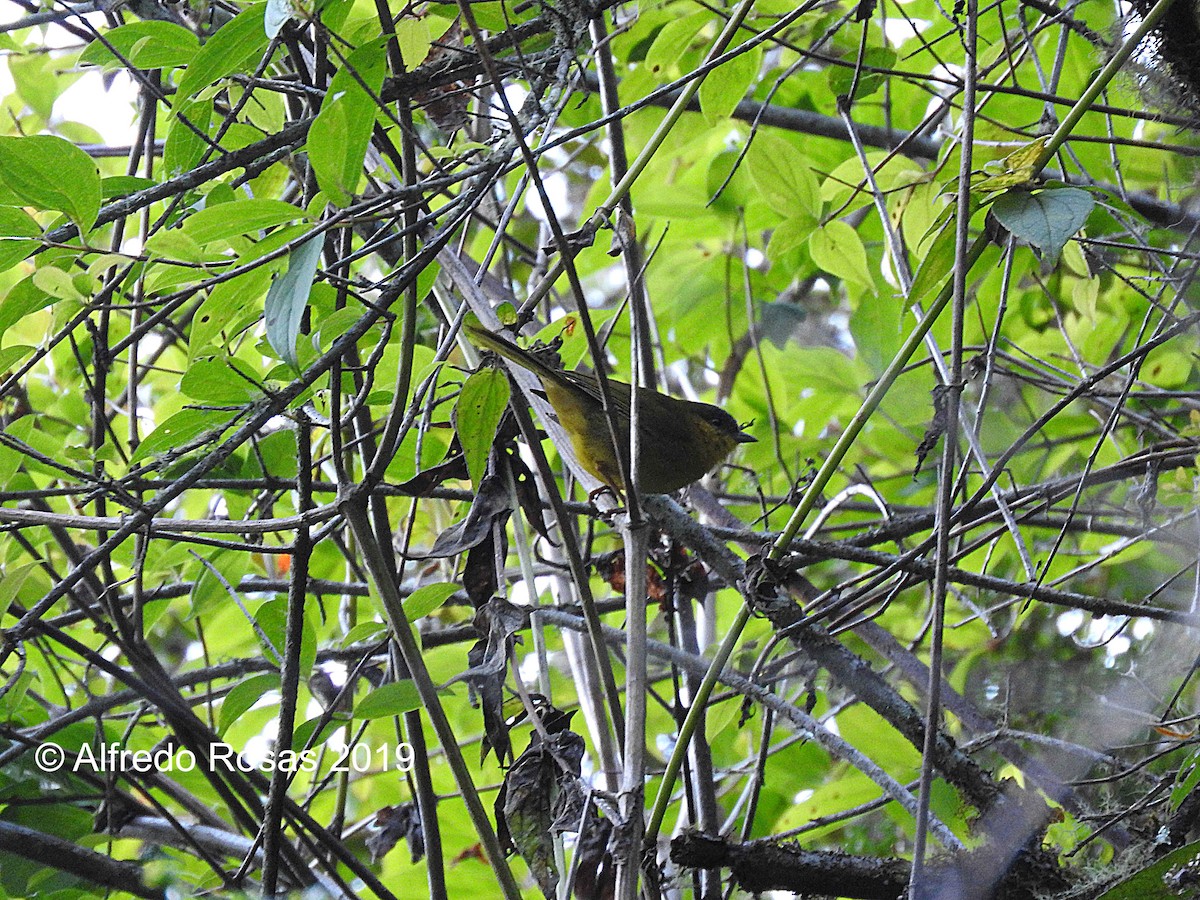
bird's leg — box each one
[587,484,624,516]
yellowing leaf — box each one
[699,44,761,124]
[748,132,821,218]
[973,136,1049,193]
[809,220,871,288]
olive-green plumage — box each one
[464,318,754,493]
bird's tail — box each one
[462,315,562,384]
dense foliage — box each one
[0,0,1198,896]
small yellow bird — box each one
[463,317,754,494]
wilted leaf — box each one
[425,469,512,558]
[367,803,425,864]
[573,814,615,900]
[495,730,587,899]
[471,639,511,766]
[447,596,527,687]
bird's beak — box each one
[735,431,756,444]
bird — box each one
[463,316,754,494]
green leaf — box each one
[101,175,157,200]
[0,206,41,273]
[0,563,36,611]
[972,136,1049,193]
[164,97,214,177]
[1173,749,1200,811]
[144,227,208,264]
[809,220,870,287]
[180,357,264,402]
[454,367,511,487]
[246,430,299,479]
[176,4,269,102]
[1141,348,1194,388]
[342,621,387,646]
[81,21,200,70]
[821,151,924,210]
[395,16,433,68]
[0,415,76,479]
[644,14,706,79]
[293,714,347,750]
[219,673,281,735]
[990,187,1093,265]
[766,214,817,261]
[827,47,896,99]
[188,548,253,616]
[906,215,955,305]
[850,288,906,374]
[0,275,54,339]
[255,598,317,674]
[0,135,101,233]
[313,306,364,354]
[31,266,86,303]
[699,44,760,124]
[404,582,459,621]
[748,132,821,218]
[455,0,537,30]
[184,198,309,245]
[306,38,389,206]
[353,680,421,719]
[128,407,235,466]
[0,345,33,372]
[9,52,75,119]
[1095,840,1200,899]
[264,235,324,368]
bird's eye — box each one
[701,408,741,431]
